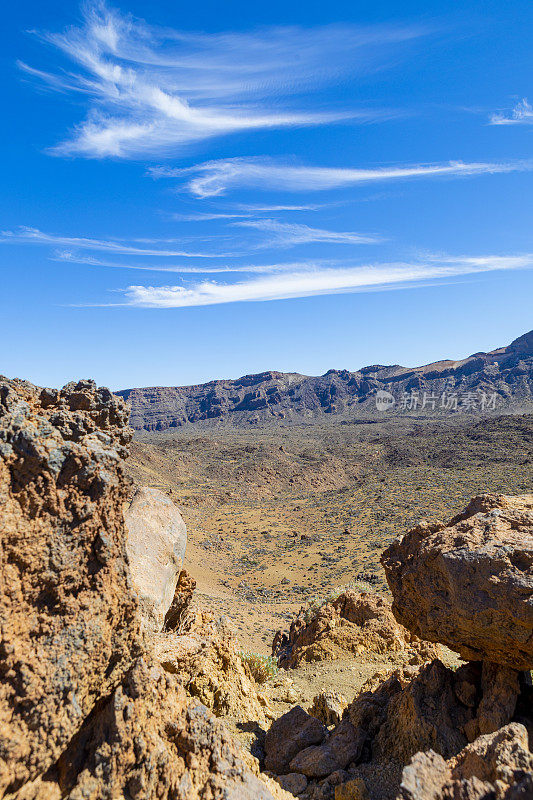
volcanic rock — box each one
[309,691,347,727]
[381,494,533,669]
[272,590,440,669]
[164,568,197,631]
[0,377,139,796]
[399,723,533,800]
[289,716,365,778]
[125,485,187,632]
[264,706,327,774]
[0,376,289,800]
[152,610,269,722]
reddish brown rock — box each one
[309,691,347,727]
[152,610,269,722]
[381,494,533,670]
[0,378,140,796]
[399,723,533,800]
[164,568,197,631]
[0,377,289,800]
[272,590,440,669]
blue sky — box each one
[1,0,532,390]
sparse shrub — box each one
[241,652,278,684]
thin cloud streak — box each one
[171,212,251,221]
[54,250,332,274]
[20,1,419,157]
[114,253,533,308]
[234,203,321,212]
[0,226,223,257]
[233,219,378,247]
[152,157,532,197]
[490,98,533,125]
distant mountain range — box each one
[117,330,533,432]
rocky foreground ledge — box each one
[264,495,533,799]
[0,377,288,800]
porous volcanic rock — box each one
[290,716,365,778]
[309,691,347,727]
[399,723,533,800]
[164,568,197,631]
[152,610,270,722]
[125,485,187,632]
[51,656,287,800]
[0,376,289,800]
[266,658,531,798]
[272,590,440,669]
[0,377,140,795]
[381,494,533,670]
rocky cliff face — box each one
[0,376,289,800]
[117,330,533,431]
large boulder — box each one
[264,706,327,774]
[381,494,533,670]
[289,716,365,778]
[272,590,439,669]
[125,486,187,632]
[0,378,140,796]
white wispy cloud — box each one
[171,212,251,221]
[152,157,531,197]
[0,226,221,257]
[490,98,533,126]
[54,250,330,274]
[234,203,321,212]
[170,204,323,221]
[20,1,420,157]
[113,253,533,308]
[233,219,378,248]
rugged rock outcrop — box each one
[125,485,187,632]
[381,494,533,670]
[265,494,533,799]
[399,723,533,800]
[0,377,140,796]
[0,376,289,800]
[164,568,197,631]
[117,330,533,430]
[152,610,270,722]
[272,590,440,669]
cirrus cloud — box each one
[151,157,532,197]
[19,1,422,158]
[113,253,533,308]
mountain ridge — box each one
[116,329,533,431]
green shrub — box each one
[241,652,279,684]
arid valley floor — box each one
[128,412,533,655]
